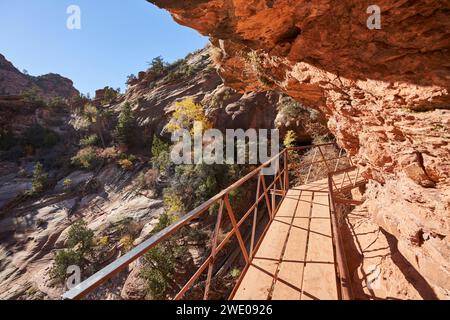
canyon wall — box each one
[0,54,79,98]
[148,0,450,298]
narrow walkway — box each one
[233,177,338,300]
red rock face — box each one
[0,54,79,98]
[149,0,450,298]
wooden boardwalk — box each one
[60,144,365,301]
[233,169,364,300]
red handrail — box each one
[62,143,350,300]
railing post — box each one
[249,177,261,258]
[271,176,276,217]
[260,174,272,218]
[328,173,353,300]
[224,194,249,264]
[284,149,289,194]
[271,155,281,216]
[317,145,333,175]
[203,199,224,300]
[334,148,343,172]
[305,147,318,184]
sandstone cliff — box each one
[148,0,450,298]
[0,54,79,98]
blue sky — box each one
[0,0,208,96]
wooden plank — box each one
[270,261,304,300]
[301,191,337,300]
[234,191,298,299]
[294,190,313,218]
[270,190,309,300]
[275,189,300,218]
[299,179,329,192]
[271,216,309,300]
[301,264,338,300]
[235,179,339,301]
[233,263,276,300]
[309,192,330,219]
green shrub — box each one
[206,65,216,73]
[147,56,167,75]
[118,153,137,162]
[140,211,187,299]
[126,74,137,85]
[22,88,46,107]
[152,150,170,175]
[50,249,83,283]
[47,96,67,109]
[116,103,137,146]
[82,103,108,148]
[228,187,244,213]
[50,220,94,283]
[141,244,176,299]
[96,235,109,247]
[164,61,194,82]
[166,58,185,71]
[30,162,47,195]
[151,136,171,173]
[278,96,309,118]
[118,235,134,252]
[140,211,188,299]
[66,220,94,255]
[170,164,225,210]
[151,212,178,236]
[223,90,232,101]
[71,147,101,170]
[80,134,99,147]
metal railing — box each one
[62,142,352,300]
[327,165,368,299]
[329,166,366,205]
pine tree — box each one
[148,56,167,75]
[31,162,47,194]
[116,103,137,146]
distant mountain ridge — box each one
[0,53,79,98]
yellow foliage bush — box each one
[119,235,134,252]
[165,98,212,134]
[283,130,297,148]
[97,235,109,247]
[63,178,73,190]
[163,190,185,215]
[118,159,133,170]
